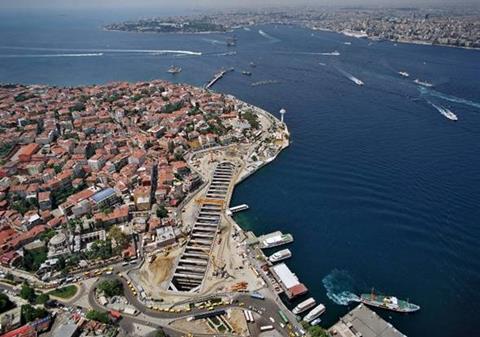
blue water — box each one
[1,9,480,337]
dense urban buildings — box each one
[106,7,480,49]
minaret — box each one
[279,108,286,123]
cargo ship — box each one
[358,292,420,313]
[292,297,316,315]
[261,233,293,249]
[303,304,326,323]
[268,249,292,263]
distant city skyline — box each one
[1,0,479,10]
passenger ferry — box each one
[292,297,316,315]
[358,291,420,313]
[261,233,293,248]
[414,79,433,87]
[303,304,326,323]
[268,249,292,263]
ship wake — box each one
[419,86,480,110]
[0,46,202,56]
[258,30,280,42]
[0,53,103,58]
[336,67,364,86]
[322,269,360,305]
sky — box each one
[0,0,477,10]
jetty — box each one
[329,304,407,337]
[226,204,249,216]
[205,68,234,89]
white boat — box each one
[261,233,293,248]
[398,71,410,77]
[310,318,322,326]
[414,79,433,87]
[303,304,326,323]
[268,249,292,263]
[350,76,364,86]
[167,65,182,74]
[440,108,458,121]
[292,297,316,315]
[431,103,458,121]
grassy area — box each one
[48,285,78,299]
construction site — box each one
[129,106,290,307]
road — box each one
[86,275,297,337]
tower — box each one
[279,108,286,123]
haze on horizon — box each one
[1,0,478,10]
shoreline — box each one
[103,21,480,52]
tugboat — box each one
[358,289,420,313]
[167,65,182,74]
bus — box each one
[278,310,289,324]
[250,291,265,300]
[260,325,274,332]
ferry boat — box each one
[414,79,433,87]
[261,233,293,248]
[292,297,316,315]
[358,292,420,313]
[440,108,458,121]
[268,249,292,263]
[398,71,410,77]
[303,304,326,323]
[350,77,364,86]
[435,105,458,121]
[167,65,182,74]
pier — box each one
[226,204,249,216]
[205,68,234,89]
[329,304,407,337]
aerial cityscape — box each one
[0,1,479,337]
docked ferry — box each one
[303,304,326,323]
[261,233,293,248]
[292,297,316,315]
[268,249,292,263]
[358,293,420,313]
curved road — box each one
[88,276,295,337]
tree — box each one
[0,293,13,314]
[98,279,123,298]
[39,228,56,242]
[20,304,48,324]
[22,247,47,272]
[155,329,167,337]
[108,226,128,249]
[53,164,62,174]
[20,283,36,303]
[86,309,110,324]
[156,205,168,219]
[35,293,50,305]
